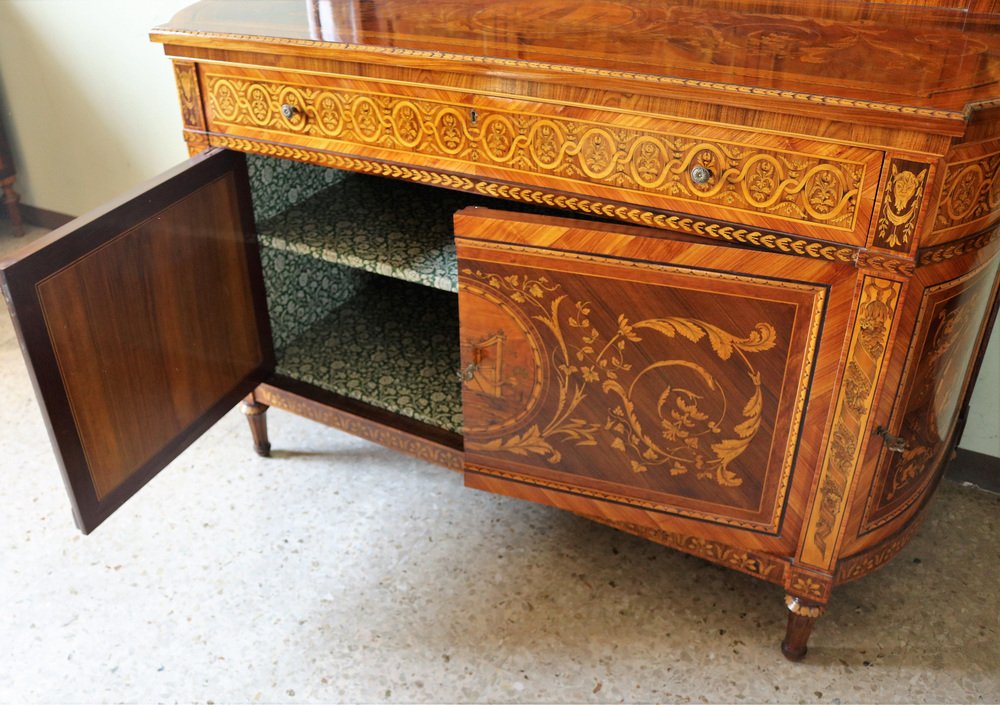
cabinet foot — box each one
[241,399,271,457]
[2,176,24,237]
[781,595,826,661]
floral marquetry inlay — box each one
[932,147,1000,235]
[458,238,826,532]
[461,268,776,488]
[802,278,902,569]
[863,259,1000,532]
[873,159,928,252]
[203,72,867,232]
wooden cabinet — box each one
[3,0,1000,660]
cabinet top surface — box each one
[153,0,1000,120]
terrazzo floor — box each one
[1,221,999,704]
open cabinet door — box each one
[1,149,273,533]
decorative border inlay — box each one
[785,595,826,617]
[860,259,1000,533]
[855,252,915,276]
[174,61,206,131]
[591,517,785,583]
[800,277,902,569]
[255,385,463,471]
[468,463,779,532]
[208,135,875,268]
[919,224,1000,266]
[172,61,209,155]
[873,159,929,253]
[931,146,1000,235]
[152,29,965,122]
[836,511,926,583]
[203,72,868,232]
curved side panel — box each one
[861,248,1000,534]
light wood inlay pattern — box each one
[930,143,1000,237]
[799,277,903,569]
[872,158,931,254]
[458,208,851,545]
[173,61,209,155]
[13,0,982,657]
[588,516,786,584]
[861,257,1000,532]
[199,66,881,245]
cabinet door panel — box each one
[456,208,848,542]
[1,149,272,533]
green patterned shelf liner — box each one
[276,276,463,433]
[256,171,478,292]
[248,153,344,223]
[249,153,556,294]
[260,245,367,355]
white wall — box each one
[0,0,997,457]
[965,323,999,457]
[0,0,191,216]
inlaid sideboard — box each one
[2,0,999,660]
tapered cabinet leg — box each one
[781,595,826,661]
[2,176,24,237]
[241,398,271,457]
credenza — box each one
[2,0,999,660]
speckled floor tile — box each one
[0,223,998,704]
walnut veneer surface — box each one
[2,0,996,664]
[148,0,1000,658]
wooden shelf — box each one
[275,276,462,433]
[257,171,471,292]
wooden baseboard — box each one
[17,204,75,230]
[945,448,1000,495]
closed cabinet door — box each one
[1,149,273,533]
[456,208,855,552]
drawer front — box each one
[456,209,858,547]
[200,65,882,246]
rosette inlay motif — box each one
[204,73,866,231]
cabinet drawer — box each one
[199,65,883,247]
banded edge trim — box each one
[154,29,965,122]
[208,133,882,269]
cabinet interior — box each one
[248,154,478,434]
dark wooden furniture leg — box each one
[781,595,826,661]
[1,175,24,237]
[241,396,271,457]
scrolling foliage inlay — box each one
[932,148,1000,235]
[209,135,873,268]
[457,248,823,531]
[802,278,901,568]
[204,73,865,231]
[863,261,1000,532]
[462,268,775,488]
